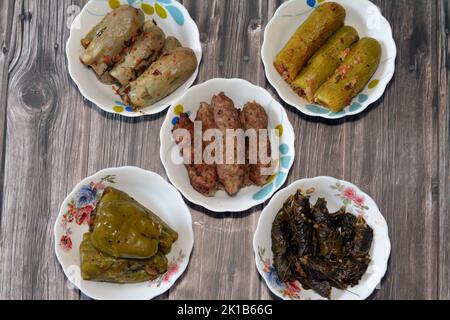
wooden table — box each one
[0,0,448,300]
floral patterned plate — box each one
[253,177,391,300]
[54,166,194,300]
[160,78,295,212]
[66,0,202,117]
[262,0,396,119]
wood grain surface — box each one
[0,0,448,300]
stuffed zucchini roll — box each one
[90,187,178,259]
[80,233,168,283]
[110,20,166,87]
[314,37,381,112]
[291,26,359,102]
[121,47,197,110]
[273,2,346,83]
[80,5,144,82]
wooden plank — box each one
[0,0,14,228]
[0,0,91,299]
[354,0,439,299]
[438,0,450,300]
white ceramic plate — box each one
[160,78,295,212]
[54,166,194,300]
[262,0,396,119]
[66,0,202,117]
[253,176,391,300]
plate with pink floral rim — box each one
[262,0,396,119]
[160,78,295,212]
[66,0,202,117]
[253,176,390,300]
[54,166,193,300]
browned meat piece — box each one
[212,92,245,196]
[173,113,218,197]
[195,102,217,164]
[195,101,219,192]
[196,102,216,131]
[240,101,272,186]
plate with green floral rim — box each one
[66,0,202,117]
[262,0,396,119]
[160,78,295,212]
[253,176,390,300]
[54,166,193,300]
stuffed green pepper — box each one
[273,2,346,83]
[80,233,168,283]
[314,37,382,112]
[291,26,359,102]
[90,187,178,259]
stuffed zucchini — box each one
[291,26,359,102]
[273,2,346,83]
[314,37,382,112]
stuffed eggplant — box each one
[90,187,178,259]
[80,5,144,82]
[81,14,111,49]
[121,47,197,110]
[314,37,382,112]
[291,26,359,102]
[80,233,168,283]
[162,36,182,54]
[110,20,166,87]
[273,2,346,83]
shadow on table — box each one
[183,197,266,220]
[365,254,392,301]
